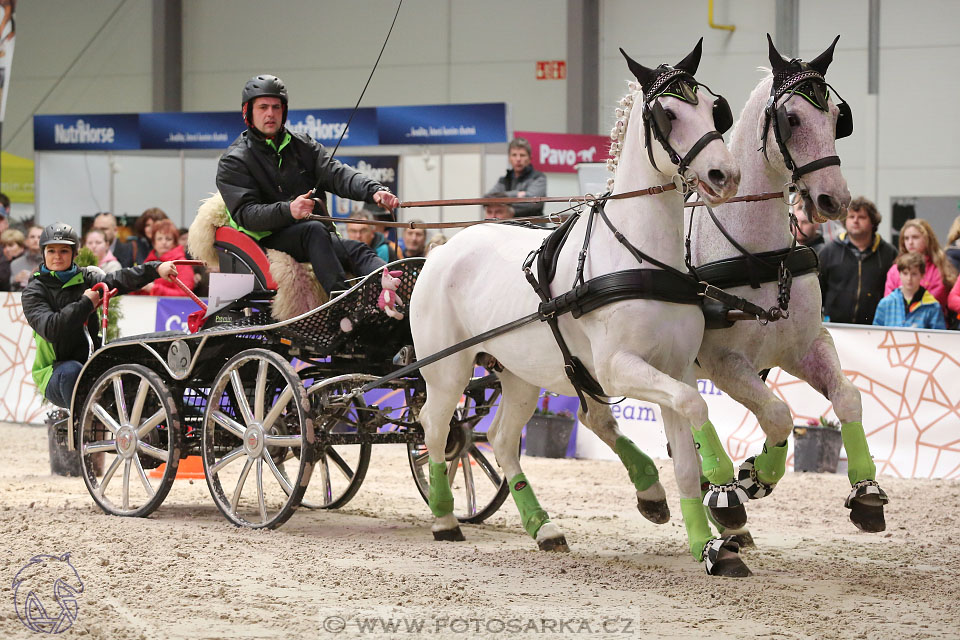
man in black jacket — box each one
[21,223,178,408]
[819,197,897,324]
[216,74,400,294]
[484,137,547,217]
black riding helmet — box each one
[241,74,288,128]
[39,222,80,254]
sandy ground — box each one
[1,420,959,640]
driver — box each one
[216,74,401,295]
[21,223,179,408]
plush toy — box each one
[378,268,405,320]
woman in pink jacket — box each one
[885,219,956,317]
[141,220,195,296]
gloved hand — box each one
[377,268,404,320]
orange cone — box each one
[149,455,206,480]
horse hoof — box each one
[850,502,886,533]
[538,536,570,552]
[737,456,776,500]
[637,498,670,524]
[709,504,747,529]
[433,527,466,542]
[703,536,752,577]
[710,557,753,577]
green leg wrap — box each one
[691,420,734,485]
[754,440,789,485]
[428,461,455,517]
[841,421,876,485]
[680,497,714,561]
[614,436,659,492]
[508,473,551,539]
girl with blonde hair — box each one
[884,218,957,316]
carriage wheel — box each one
[407,380,510,524]
[77,364,182,518]
[299,376,374,510]
[202,349,313,529]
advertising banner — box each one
[287,108,378,147]
[330,155,399,219]
[377,103,507,145]
[514,130,611,173]
[140,112,242,149]
[155,297,206,333]
[34,114,141,151]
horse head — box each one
[618,39,740,206]
[759,34,851,222]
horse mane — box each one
[605,81,642,192]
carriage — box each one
[55,228,510,530]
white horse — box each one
[689,35,888,534]
[410,40,751,576]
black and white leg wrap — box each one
[737,456,777,500]
[702,536,741,575]
[702,481,749,509]
[844,479,889,508]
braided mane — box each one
[605,81,642,192]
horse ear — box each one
[809,35,840,76]
[675,37,703,75]
[766,33,790,74]
[620,47,656,88]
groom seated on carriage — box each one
[215,74,401,297]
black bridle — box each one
[761,66,853,186]
[640,68,733,181]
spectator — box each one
[945,215,960,274]
[793,202,824,255]
[401,222,427,259]
[818,196,897,324]
[142,220,194,296]
[0,191,9,219]
[948,278,960,326]
[425,232,447,255]
[92,212,136,268]
[131,207,169,266]
[0,228,24,292]
[873,253,946,329]
[485,137,547,217]
[83,228,121,274]
[22,223,178,407]
[346,211,403,262]
[483,192,515,220]
[884,218,956,316]
[10,224,43,290]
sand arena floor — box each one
[1,420,958,639]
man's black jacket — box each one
[217,128,385,235]
[818,233,897,324]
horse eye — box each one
[787,113,800,127]
[664,109,677,121]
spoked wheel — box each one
[77,364,181,517]
[202,349,313,529]
[408,377,509,524]
[300,375,375,510]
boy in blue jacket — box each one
[873,252,946,330]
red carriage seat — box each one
[213,226,279,291]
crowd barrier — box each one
[3,292,957,478]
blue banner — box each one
[330,155,399,219]
[286,108,378,147]
[34,114,140,150]
[377,103,507,145]
[140,112,242,149]
[155,297,205,333]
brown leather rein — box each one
[307,187,783,230]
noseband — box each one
[761,66,853,187]
[641,67,732,184]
